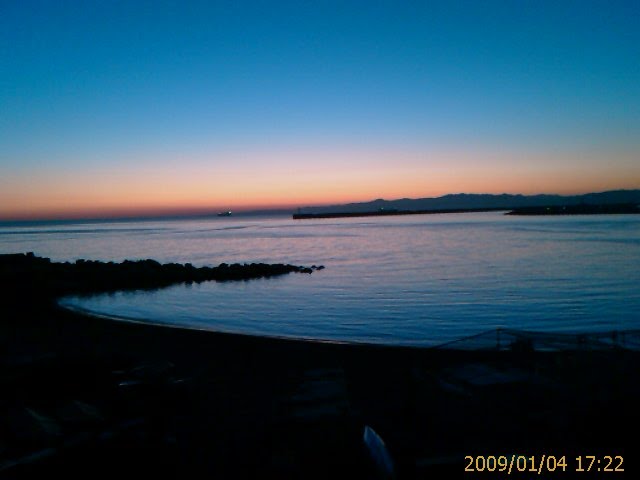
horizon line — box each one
[1,188,638,224]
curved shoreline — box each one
[57,300,363,349]
[58,299,640,353]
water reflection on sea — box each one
[3,212,640,345]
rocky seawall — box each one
[0,252,323,301]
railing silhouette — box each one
[430,327,640,352]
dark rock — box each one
[0,253,325,301]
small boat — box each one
[217,211,232,217]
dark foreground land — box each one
[1,255,638,479]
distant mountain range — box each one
[298,189,640,214]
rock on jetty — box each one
[0,252,323,300]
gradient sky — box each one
[1,0,639,219]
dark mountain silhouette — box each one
[297,189,640,214]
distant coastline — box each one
[293,207,506,220]
[506,203,640,216]
[294,189,640,217]
[293,202,640,220]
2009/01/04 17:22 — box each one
[464,454,624,474]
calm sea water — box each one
[2,212,640,346]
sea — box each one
[2,211,639,346]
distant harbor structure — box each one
[505,203,640,216]
[291,190,640,219]
[293,203,640,220]
[292,207,505,220]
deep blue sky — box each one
[1,1,639,218]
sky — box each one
[1,0,639,220]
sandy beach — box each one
[2,289,638,479]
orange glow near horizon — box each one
[2,147,639,221]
